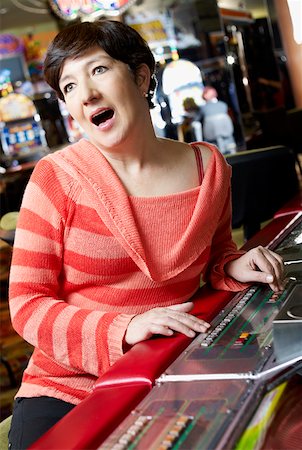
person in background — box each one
[178,97,202,143]
[8,20,284,449]
[200,86,236,155]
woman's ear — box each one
[135,64,151,93]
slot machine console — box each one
[30,211,302,450]
[99,213,302,450]
[273,283,302,363]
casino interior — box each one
[0,1,302,449]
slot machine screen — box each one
[0,54,28,83]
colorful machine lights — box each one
[0,34,24,55]
[49,0,136,20]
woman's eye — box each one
[64,83,75,94]
[93,66,107,75]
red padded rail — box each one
[241,213,299,251]
[273,192,302,218]
[29,383,151,450]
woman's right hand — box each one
[124,302,210,346]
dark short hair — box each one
[43,19,157,108]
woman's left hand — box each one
[225,246,284,292]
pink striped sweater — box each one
[9,139,246,405]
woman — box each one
[8,20,284,449]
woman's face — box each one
[59,46,150,150]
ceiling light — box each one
[11,0,48,14]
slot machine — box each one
[30,204,302,450]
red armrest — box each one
[95,285,234,390]
[29,383,151,450]
[273,193,302,218]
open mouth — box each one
[91,109,114,126]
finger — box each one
[166,302,194,312]
[165,317,196,337]
[149,324,174,337]
[166,302,211,327]
[257,248,283,276]
[250,247,283,291]
[152,307,210,334]
[259,250,284,291]
[244,269,279,292]
[261,249,284,289]
[169,311,210,331]
[162,316,204,337]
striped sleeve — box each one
[9,157,134,377]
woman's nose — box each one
[80,81,101,105]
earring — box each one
[143,92,148,98]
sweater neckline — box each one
[128,185,200,201]
[54,139,230,282]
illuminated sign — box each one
[130,20,168,45]
[49,0,136,20]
